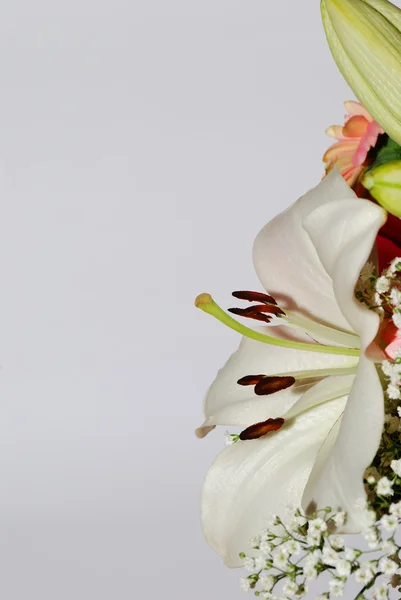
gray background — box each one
[0,0,373,598]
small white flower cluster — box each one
[373,257,401,311]
[239,502,401,600]
[382,358,401,400]
[224,431,240,446]
[360,257,401,399]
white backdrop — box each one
[0,1,375,598]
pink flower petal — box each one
[323,141,359,163]
[326,125,348,140]
[352,121,384,167]
[344,100,373,121]
[343,115,369,138]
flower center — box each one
[195,290,360,441]
[195,292,360,357]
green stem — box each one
[195,294,360,357]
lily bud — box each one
[321,0,401,145]
[362,161,401,217]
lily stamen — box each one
[239,418,285,441]
[228,290,285,324]
[238,375,296,396]
[231,290,278,305]
[195,293,360,357]
[237,366,358,396]
[284,312,361,349]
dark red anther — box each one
[237,375,266,386]
[239,417,285,440]
[232,290,278,306]
[254,376,295,396]
[228,307,272,323]
[231,305,285,317]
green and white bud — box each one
[362,160,401,217]
[321,0,401,145]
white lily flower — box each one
[196,171,387,566]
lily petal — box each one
[303,197,386,345]
[201,397,347,567]
[301,199,386,526]
[196,330,358,437]
[302,357,383,531]
[253,170,357,332]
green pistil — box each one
[195,293,360,357]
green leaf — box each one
[367,136,401,171]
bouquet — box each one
[195,1,401,599]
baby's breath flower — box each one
[381,538,397,554]
[254,555,267,571]
[329,578,344,597]
[259,575,275,592]
[392,312,401,329]
[238,439,401,600]
[332,511,346,527]
[387,258,401,275]
[284,540,301,556]
[355,566,375,584]
[390,287,401,308]
[244,557,256,572]
[382,361,394,377]
[306,534,321,547]
[322,546,340,566]
[377,477,394,496]
[224,431,240,446]
[240,577,251,592]
[304,565,318,581]
[379,557,398,576]
[375,291,383,307]
[363,527,379,547]
[366,560,379,574]
[330,536,344,550]
[282,581,298,596]
[391,458,401,476]
[272,548,289,570]
[389,500,401,518]
[380,514,398,532]
[387,256,401,276]
[376,276,390,294]
[260,540,273,555]
[336,559,351,577]
[387,384,401,400]
[344,547,358,561]
[372,582,388,600]
[305,549,321,568]
[308,518,327,537]
[383,383,401,398]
